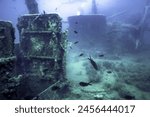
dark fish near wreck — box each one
[74,30,78,34]
[79,53,84,57]
[99,54,104,57]
[79,82,92,87]
[107,70,112,74]
[88,56,98,70]
[74,41,79,44]
[75,21,78,24]
[70,46,73,49]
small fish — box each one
[79,53,84,57]
[79,82,92,87]
[74,41,79,44]
[51,86,60,91]
[70,46,73,49]
[74,30,78,34]
[107,70,112,74]
[75,21,78,24]
[88,56,98,70]
[55,8,58,11]
[99,54,104,57]
[68,42,73,49]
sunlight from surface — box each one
[38,0,91,20]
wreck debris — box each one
[107,10,127,20]
[0,21,15,57]
[0,21,18,99]
[17,14,67,99]
[25,0,39,14]
[91,0,98,14]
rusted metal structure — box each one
[0,21,17,99]
[68,15,107,49]
[25,0,39,14]
[17,14,67,99]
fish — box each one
[51,86,60,91]
[88,56,98,70]
[79,53,84,57]
[68,41,73,49]
[99,54,104,57]
[79,82,92,87]
[74,41,79,44]
[70,46,73,49]
[74,30,78,34]
[107,70,112,74]
[75,21,78,24]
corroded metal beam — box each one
[25,0,39,14]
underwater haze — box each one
[0,0,150,100]
[0,0,146,43]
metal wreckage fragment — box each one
[0,21,17,99]
[0,14,68,100]
[25,0,39,14]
